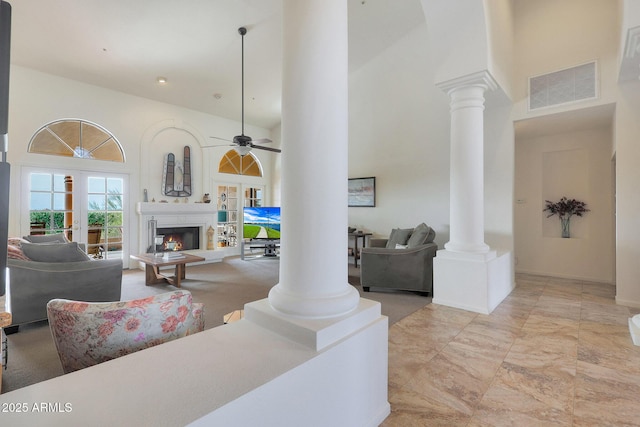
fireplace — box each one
[136,202,223,264]
[156,226,200,252]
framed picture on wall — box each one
[348,177,376,207]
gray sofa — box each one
[360,223,437,295]
[6,235,122,333]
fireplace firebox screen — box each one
[155,226,200,252]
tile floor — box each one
[383,274,640,426]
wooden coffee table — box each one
[130,253,205,288]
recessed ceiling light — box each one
[156,76,168,85]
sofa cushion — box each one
[23,233,69,244]
[21,242,91,262]
[407,223,434,248]
[386,228,413,249]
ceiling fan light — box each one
[235,145,251,156]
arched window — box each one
[28,119,125,162]
[218,150,263,177]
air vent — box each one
[529,61,597,110]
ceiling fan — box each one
[208,27,280,156]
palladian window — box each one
[218,150,262,177]
[28,119,125,162]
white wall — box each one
[515,127,615,282]
[348,23,451,248]
[6,66,274,263]
[420,0,489,84]
[613,81,640,306]
[512,0,621,118]
[484,0,515,99]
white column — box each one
[438,71,496,254]
[433,71,513,315]
[268,0,360,318]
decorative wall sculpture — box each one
[162,146,192,197]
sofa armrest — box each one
[360,242,438,293]
[8,258,123,326]
[368,238,388,248]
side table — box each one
[348,232,372,268]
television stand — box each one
[241,239,280,260]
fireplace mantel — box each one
[136,202,217,216]
[135,202,222,264]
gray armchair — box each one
[6,235,122,333]
[360,223,437,295]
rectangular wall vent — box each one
[529,61,597,110]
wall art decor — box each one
[162,145,192,197]
[348,177,376,207]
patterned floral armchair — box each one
[47,290,205,373]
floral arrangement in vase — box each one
[543,197,590,238]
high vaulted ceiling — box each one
[8,0,425,130]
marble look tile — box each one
[546,276,585,286]
[388,339,439,388]
[515,273,549,283]
[384,386,472,427]
[407,303,478,329]
[400,336,511,419]
[581,282,615,298]
[477,301,532,329]
[580,300,630,326]
[521,313,579,335]
[390,317,466,354]
[505,338,577,377]
[473,361,575,426]
[452,318,519,357]
[543,282,583,299]
[381,410,470,427]
[573,360,640,426]
[577,320,640,376]
[500,292,540,309]
[384,274,638,427]
[530,295,582,321]
[388,310,467,388]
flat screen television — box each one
[243,207,281,240]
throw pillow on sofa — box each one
[21,242,91,262]
[407,223,434,248]
[385,228,413,249]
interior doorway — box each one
[513,105,616,283]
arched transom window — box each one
[28,119,125,162]
[218,150,263,177]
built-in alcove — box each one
[514,104,615,283]
[541,148,589,239]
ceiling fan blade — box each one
[203,144,235,149]
[209,136,233,143]
[252,145,281,153]
[251,138,273,144]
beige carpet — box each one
[2,256,430,393]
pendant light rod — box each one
[238,26,247,136]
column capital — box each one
[436,70,497,95]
